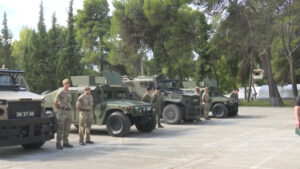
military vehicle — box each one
[182,78,239,118]
[43,72,156,137]
[123,76,201,124]
[0,68,57,149]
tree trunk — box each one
[212,64,219,90]
[288,54,298,100]
[259,53,283,106]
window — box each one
[140,81,154,89]
[0,75,13,86]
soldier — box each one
[54,79,73,149]
[76,86,94,145]
[295,95,300,128]
[152,87,164,128]
[202,87,211,120]
[195,87,200,95]
[230,89,239,99]
[142,87,152,103]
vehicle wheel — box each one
[212,103,228,118]
[41,90,51,96]
[162,104,182,124]
[22,142,45,149]
[183,119,194,122]
[135,115,156,132]
[106,112,131,137]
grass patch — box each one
[239,99,295,107]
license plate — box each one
[16,111,35,118]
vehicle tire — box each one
[212,103,228,118]
[183,119,194,123]
[41,90,51,96]
[106,112,131,137]
[162,104,182,124]
[22,142,45,149]
[135,115,156,133]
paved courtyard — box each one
[0,107,299,169]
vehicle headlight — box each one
[0,99,7,105]
[45,110,55,117]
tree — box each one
[1,12,13,68]
[109,0,200,79]
[57,0,82,82]
[279,0,300,100]
[76,0,110,73]
[196,0,284,105]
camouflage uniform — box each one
[55,89,72,145]
[142,93,151,103]
[230,92,238,99]
[202,92,211,119]
[151,92,163,126]
[77,93,93,144]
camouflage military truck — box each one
[182,78,239,118]
[0,68,57,149]
[123,76,201,124]
[43,72,156,137]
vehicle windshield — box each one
[0,74,29,91]
[0,74,13,86]
[158,81,177,89]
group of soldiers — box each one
[54,79,94,149]
[141,87,164,128]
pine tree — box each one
[1,12,13,68]
[57,0,82,83]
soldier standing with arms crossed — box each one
[202,87,211,120]
[55,79,73,149]
[142,87,152,103]
[152,87,164,128]
[77,86,94,145]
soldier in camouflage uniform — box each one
[142,88,152,103]
[202,87,211,120]
[76,86,94,145]
[230,89,238,99]
[151,87,164,128]
[54,79,73,149]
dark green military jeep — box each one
[0,68,57,149]
[43,72,156,137]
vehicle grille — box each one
[191,96,200,105]
[7,101,42,119]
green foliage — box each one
[215,56,236,93]
[76,0,110,72]
[109,0,201,79]
[1,12,13,68]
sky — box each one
[0,0,113,40]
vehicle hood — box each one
[212,96,232,101]
[0,91,44,101]
[103,99,152,107]
[163,90,198,97]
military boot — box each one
[63,143,74,148]
[56,143,63,149]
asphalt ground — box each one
[0,107,299,169]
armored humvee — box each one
[43,72,156,137]
[0,68,57,149]
[123,76,201,124]
[182,78,239,118]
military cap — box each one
[84,86,91,91]
[62,79,70,84]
